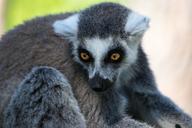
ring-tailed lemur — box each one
[53,2,192,127]
[1,2,192,128]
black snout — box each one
[88,74,113,92]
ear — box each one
[52,14,79,41]
[125,11,150,36]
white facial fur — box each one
[75,37,139,81]
[125,11,150,35]
[83,37,113,79]
[84,37,112,65]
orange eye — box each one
[110,53,121,61]
[80,52,90,61]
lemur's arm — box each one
[3,67,86,128]
[126,82,192,128]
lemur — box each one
[0,2,192,128]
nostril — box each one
[175,124,181,128]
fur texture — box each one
[3,67,86,128]
[0,2,192,128]
[123,47,192,128]
[3,66,152,128]
[0,3,151,128]
[53,3,192,127]
[78,3,129,38]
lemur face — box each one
[53,2,149,92]
[75,37,129,92]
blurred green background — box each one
[5,0,124,31]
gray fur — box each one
[3,66,151,128]
[3,66,86,128]
[54,2,192,128]
[52,3,150,92]
[0,3,152,127]
[78,2,129,38]
[122,47,192,128]
[0,2,192,128]
[53,2,148,91]
[62,65,152,128]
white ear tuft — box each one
[125,12,150,35]
[52,14,79,41]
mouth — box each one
[91,86,108,92]
[88,75,114,92]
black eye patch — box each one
[78,47,94,63]
[104,47,125,63]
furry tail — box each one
[3,66,86,128]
